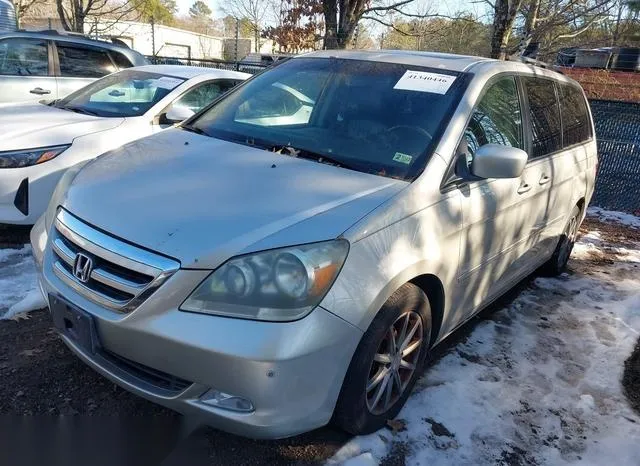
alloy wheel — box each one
[365,311,423,415]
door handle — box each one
[30,87,51,95]
[517,183,532,194]
[539,175,551,185]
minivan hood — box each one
[0,104,124,151]
[63,130,406,269]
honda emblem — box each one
[73,253,93,283]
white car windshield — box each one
[189,58,468,180]
[54,69,186,118]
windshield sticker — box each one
[393,70,456,94]
[155,77,183,89]
[393,152,413,164]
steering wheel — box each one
[384,125,433,141]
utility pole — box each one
[235,17,240,64]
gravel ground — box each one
[1,216,639,466]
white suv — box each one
[32,50,597,439]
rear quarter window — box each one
[559,83,592,147]
[110,51,134,70]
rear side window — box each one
[57,43,116,78]
[522,77,562,158]
[110,51,134,70]
[462,76,523,167]
[0,38,48,76]
[559,83,592,147]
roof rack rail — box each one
[33,29,118,44]
[507,55,547,68]
[506,54,560,72]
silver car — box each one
[0,30,148,104]
[32,50,597,439]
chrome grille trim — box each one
[51,209,180,313]
[91,268,147,296]
[53,261,130,308]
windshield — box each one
[190,58,468,180]
[55,70,186,118]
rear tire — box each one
[540,205,581,276]
[333,283,432,435]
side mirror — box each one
[471,144,528,179]
[164,105,195,124]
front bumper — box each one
[31,218,362,439]
[0,162,67,225]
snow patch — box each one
[328,431,392,465]
[0,245,46,320]
[588,207,640,229]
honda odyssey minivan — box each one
[32,50,597,439]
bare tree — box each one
[323,0,433,49]
[55,0,148,33]
[14,0,48,28]
[382,14,490,56]
[220,0,271,52]
[515,0,616,56]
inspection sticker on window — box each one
[393,70,456,94]
[155,77,183,89]
[393,152,413,164]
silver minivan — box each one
[32,50,597,439]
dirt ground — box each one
[623,340,640,416]
[1,216,639,465]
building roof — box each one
[299,49,493,72]
[132,64,249,80]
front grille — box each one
[51,209,179,312]
[100,350,192,396]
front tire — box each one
[333,283,432,435]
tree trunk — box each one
[490,0,522,59]
[73,0,85,33]
[517,0,540,56]
[612,2,624,46]
[323,0,339,49]
[56,0,71,31]
[254,26,260,52]
[335,0,356,48]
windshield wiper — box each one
[180,124,210,137]
[59,105,100,117]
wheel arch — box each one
[409,274,445,346]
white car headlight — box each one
[181,240,349,321]
[0,145,70,169]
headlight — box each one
[0,145,70,169]
[44,161,88,229]
[181,240,349,321]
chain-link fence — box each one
[147,55,268,75]
[590,99,640,214]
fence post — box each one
[151,17,156,57]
